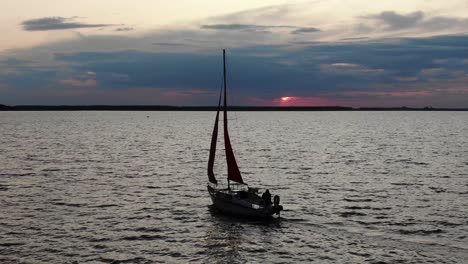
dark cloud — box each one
[340,37,369,41]
[152,42,195,47]
[2,33,468,107]
[291,41,322,45]
[0,58,34,76]
[21,17,113,31]
[422,16,468,31]
[202,24,258,30]
[201,23,296,32]
[115,27,134,32]
[368,11,468,31]
[202,23,321,35]
[371,11,424,29]
[402,34,468,51]
[0,58,30,66]
[291,27,321,34]
[48,35,467,94]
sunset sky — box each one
[1,0,467,107]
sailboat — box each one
[207,49,283,219]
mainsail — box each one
[207,91,221,184]
[207,49,244,185]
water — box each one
[0,111,467,263]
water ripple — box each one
[0,111,467,263]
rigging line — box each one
[226,50,239,129]
[213,50,225,180]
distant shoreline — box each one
[0,105,467,111]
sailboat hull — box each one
[208,186,275,219]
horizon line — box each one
[1,104,467,111]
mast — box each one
[224,49,229,190]
[223,49,244,188]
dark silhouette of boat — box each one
[207,50,283,219]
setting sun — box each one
[281,97,291,101]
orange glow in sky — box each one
[272,96,340,106]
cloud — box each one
[0,58,30,76]
[201,23,296,32]
[366,11,468,32]
[2,86,217,106]
[0,33,464,106]
[49,34,461,96]
[202,23,260,31]
[203,3,466,40]
[2,0,468,108]
[395,77,418,82]
[330,63,360,68]
[210,4,295,24]
[371,11,424,30]
[9,6,466,59]
[321,63,384,75]
[0,83,9,92]
[201,23,321,35]
[422,16,468,31]
[21,17,113,31]
[420,68,446,76]
[341,37,369,41]
[291,27,321,34]
[59,79,97,87]
[115,27,134,32]
[338,90,432,98]
[152,42,195,47]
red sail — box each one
[207,92,221,184]
[223,49,244,184]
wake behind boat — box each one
[207,49,283,219]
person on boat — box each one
[262,189,272,205]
